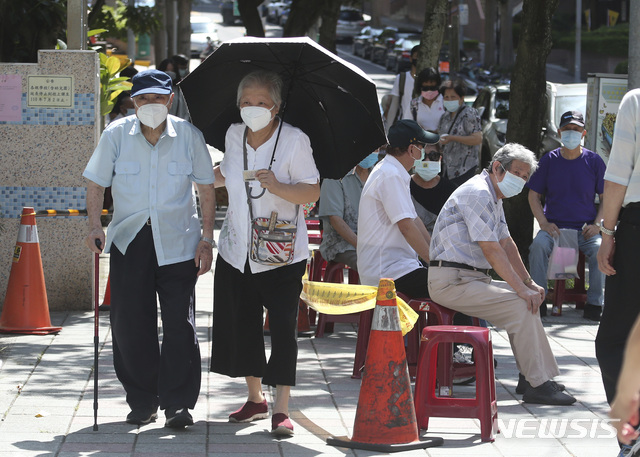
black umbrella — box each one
[180,36,386,179]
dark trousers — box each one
[110,224,201,411]
[596,206,640,404]
[395,267,429,298]
[210,255,306,387]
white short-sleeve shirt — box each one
[356,155,421,286]
[218,122,320,274]
[390,71,416,120]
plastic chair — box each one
[547,251,587,316]
[414,325,499,442]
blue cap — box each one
[131,69,173,97]
[388,119,440,148]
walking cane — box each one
[93,239,102,431]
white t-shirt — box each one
[218,122,320,273]
[357,155,421,286]
[412,94,445,132]
[390,71,416,120]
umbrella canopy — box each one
[180,36,387,179]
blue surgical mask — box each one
[443,100,460,113]
[358,152,378,169]
[497,164,526,198]
[561,130,583,150]
[414,160,441,181]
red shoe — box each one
[271,413,294,435]
[228,400,268,423]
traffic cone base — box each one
[327,278,443,452]
[0,207,61,335]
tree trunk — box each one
[283,0,324,38]
[318,0,341,53]
[176,0,191,57]
[503,0,558,264]
[238,0,265,38]
[498,0,514,69]
[154,0,168,65]
[417,0,449,72]
[484,0,497,66]
[166,0,177,57]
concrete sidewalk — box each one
[0,250,622,456]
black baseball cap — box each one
[388,119,440,148]
[131,69,173,97]
[559,110,585,128]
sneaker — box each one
[583,303,603,322]
[522,380,576,405]
[516,373,565,395]
[165,407,194,428]
[229,399,269,423]
[126,407,158,425]
[271,413,294,436]
[452,346,476,385]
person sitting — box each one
[428,143,577,405]
[318,151,378,271]
[527,110,606,320]
[357,120,436,298]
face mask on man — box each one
[135,99,171,129]
[561,130,583,150]
[358,152,378,169]
[241,105,276,132]
[443,100,461,113]
[414,160,441,181]
[497,164,526,198]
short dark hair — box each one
[172,54,189,66]
[439,79,466,98]
[411,45,421,56]
[415,67,442,94]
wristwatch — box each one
[599,219,616,236]
[523,277,533,285]
[200,236,217,248]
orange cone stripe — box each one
[371,306,401,332]
[17,224,39,244]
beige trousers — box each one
[427,266,560,387]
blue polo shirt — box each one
[83,115,215,266]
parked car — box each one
[369,27,419,66]
[220,0,242,25]
[265,1,291,24]
[473,82,588,167]
[385,34,421,73]
[190,15,218,58]
[335,7,370,43]
[352,26,383,59]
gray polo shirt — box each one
[430,170,510,269]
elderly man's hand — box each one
[85,229,105,254]
[540,221,560,237]
[517,287,543,314]
[195,240,214,275]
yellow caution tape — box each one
[300,280,418,336]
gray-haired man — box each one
[428,143,576,406]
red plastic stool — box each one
[414,325,498,442]
[547,251,587,316]
[315,261,361,337]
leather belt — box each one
[429,260,491,276]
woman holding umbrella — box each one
[210,70,320,435]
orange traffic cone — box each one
[327,278,443,452]
[98,275,111,311]
[0,207,61,335]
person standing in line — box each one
[596,88,640,457]
[408,67,445,132]
[385,45,420,130]
[83,69,216,428]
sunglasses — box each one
[421,85,439,92]
[425,149,442,161]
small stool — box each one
[414,325,498,442]
[315,261,361,337]
[547,251,587,316]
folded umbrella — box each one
[180,36,386,179]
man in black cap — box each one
[356,119,438,298]
[83,69,216,428]
[527,110,606,320]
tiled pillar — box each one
[0,50,100,311]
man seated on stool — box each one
[318,151,378,271]
[357,120,435,298]
[527,110,606,320]
[428,143,576,405]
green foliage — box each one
[92,1,161,41]
[615,60,629,74]
[99,53,133,117]
[553,23,629,58]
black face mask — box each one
[411,59,418,67]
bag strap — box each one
[447,105,466,135]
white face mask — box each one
[241,105,276,132]
[414,160,441,181]
[497,164,526,198]
[135,99,170,129]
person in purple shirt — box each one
[527,110,606,320]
